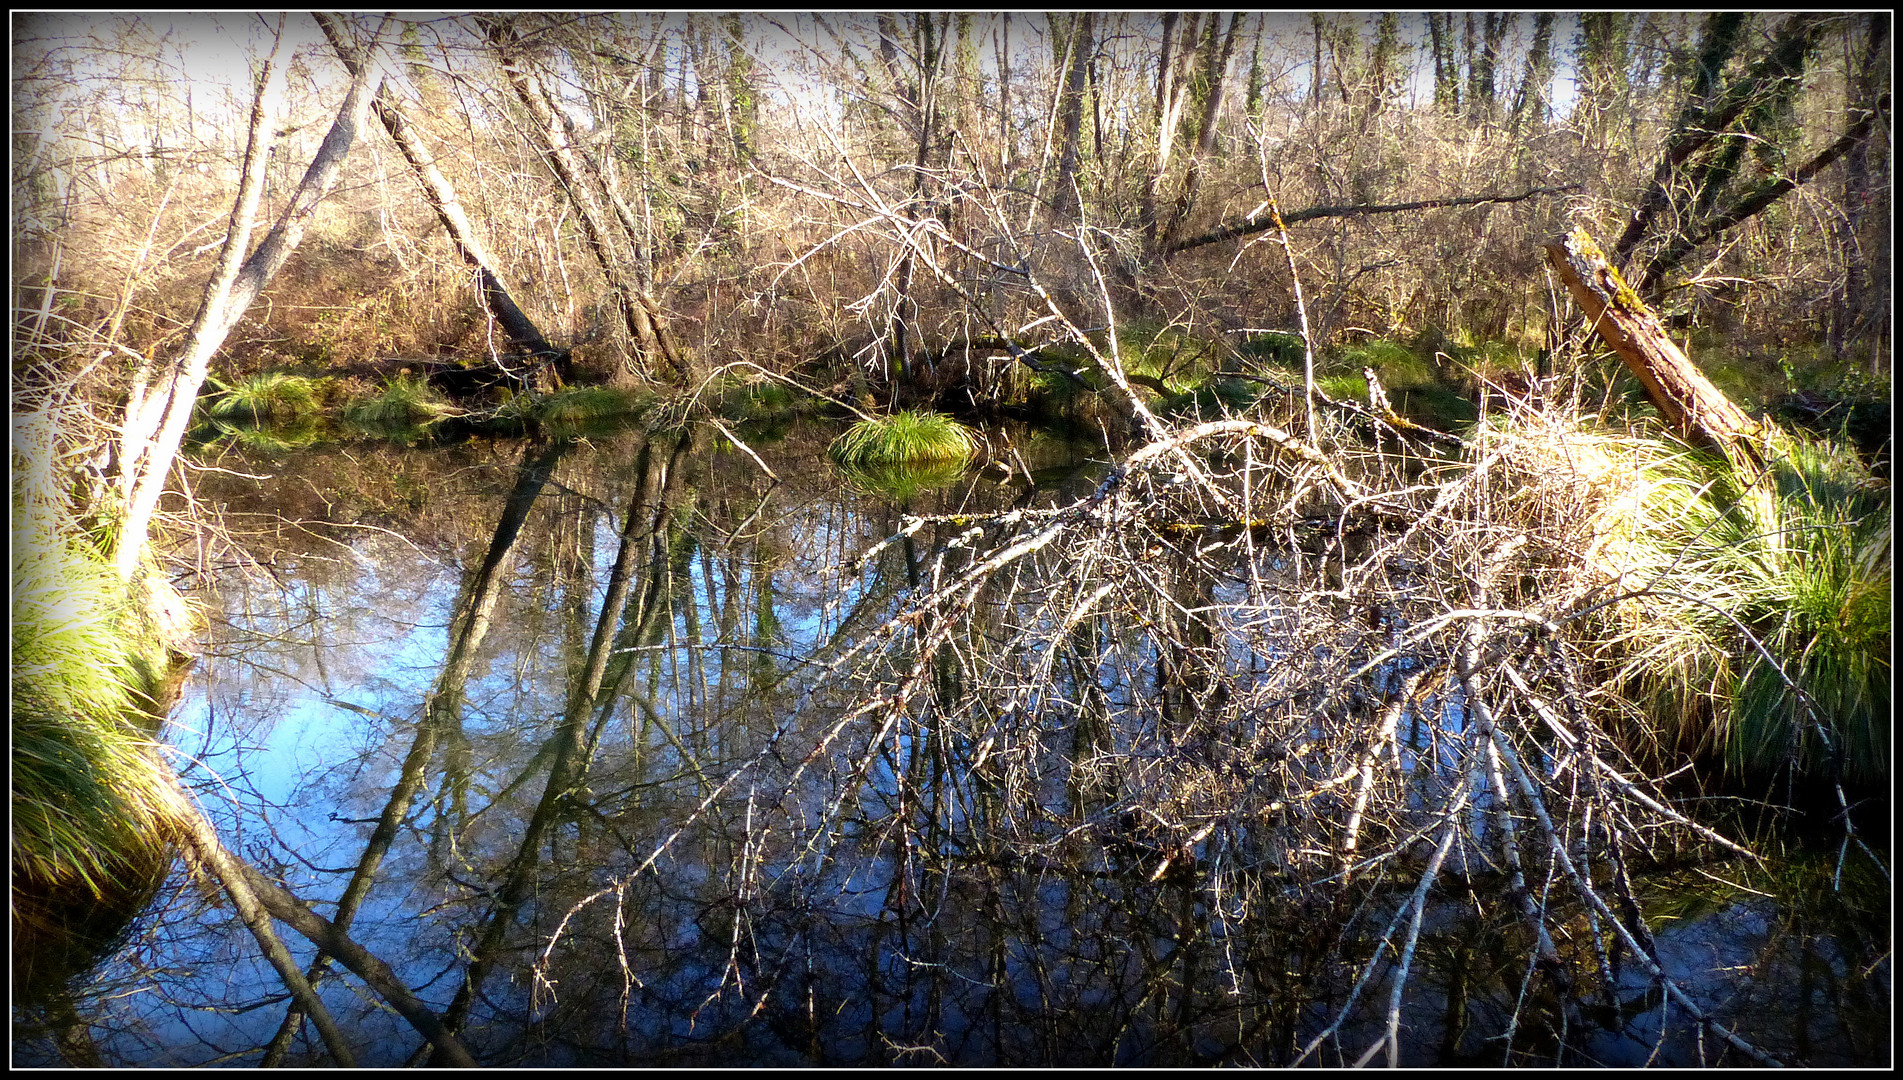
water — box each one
[12,419,1889,1066]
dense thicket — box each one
[12,12,1891,411]
[9,14,1890,1067]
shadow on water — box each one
[11,419,1889,1067]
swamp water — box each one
[12,419,1889,1066]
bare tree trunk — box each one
[482,16,693,385]
[1140,12,1188,245]
[1612,13,1828,272]
[112,16,384,582]
[1161,11,1242,249]
[1509,13,1558,133]
[313,14,560,371]
[1426,13,1460,113]
[1050,13,1092,219]
[1634,90,1890,295]
[995,14,1013,177]
[1164,183,1579,259]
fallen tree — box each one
[1161,184,1582,259]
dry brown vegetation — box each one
[12,13,1890,405]
[9,13,1891,1068]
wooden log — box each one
[1542,227,1766,467]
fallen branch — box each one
[1162,184,1582,257]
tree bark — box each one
[1140,12,1194,246]
[112,16,383,582]
[1426,13,1459,113]
[1543,227,1765,463]
[313,14,560,368]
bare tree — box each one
[109,15,386,582]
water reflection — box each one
[11,422,1888,1066]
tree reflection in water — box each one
[13,424,1887,1067]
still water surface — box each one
[14,419,1889,1066]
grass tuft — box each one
[829,410,978,469]
[11,512,185,905]
[533,384,652,425]
[207,371,327,425]
[1497,415,1890,784]
[343,374,456,429]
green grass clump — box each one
[1339,339,1437,390]
[1586,431,1889,785]
[11,408,187,985]
[829,410,978,469]
[1237,331,1307,369]
[718,378,797,422]
[1317,373,1369,401]
[343,375,456,429]
[11,520,183,904]
[206,371,328,425]
[533,384,651,425]
[1158,378,1263,422]
[1114,320,1214,393]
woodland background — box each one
[12,12,1891,422]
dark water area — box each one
[12,418,1890,1067]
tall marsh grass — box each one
[11,407,189,993]
[11,519,185,902]
[1499,415,1890,785]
